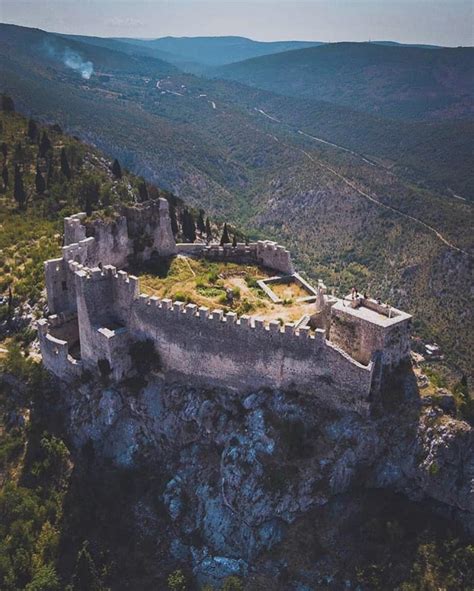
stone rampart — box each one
[176,240,294,274]
[129,292,373,414]
[39,207,411,416]
[37,319,83,379]
[41,263,374,413]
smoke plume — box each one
[62,48,94,80]
[43,41,94,80]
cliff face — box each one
[62,369,473,587]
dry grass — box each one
[135,255,316,324]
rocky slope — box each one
[60,365,473,588]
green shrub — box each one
[222,577,243,591]
[167,569,187,591]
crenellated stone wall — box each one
[47,263,374,414]
[176,240,294,275]
[38,204,412,416]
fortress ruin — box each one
[38,199,412,415]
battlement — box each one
[176,239,294,274]
[38,206,412,416]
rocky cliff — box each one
[58,365,473,588]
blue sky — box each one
[1,1,472,46]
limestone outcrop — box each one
[60,369,473,586]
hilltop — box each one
[214,42,474,121]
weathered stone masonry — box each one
[38,199,412,416]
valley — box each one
[0,23,472,379]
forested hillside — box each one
[215,42,474,121]
[0,103,211,322]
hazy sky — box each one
[1,0,472,46]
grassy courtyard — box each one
[134,255,316,324]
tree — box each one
[27,118,39,141]
[70,542,102,591]
[111,158,122,179]
[222,577,244,591]
[197,209,206,234]
[138,180,148,202]
[167,569,187,591]
[39,132,52,158]
[14,141,25,164]
[1,142,7,162]
[13,164,26,209]
[46,156,55,189]
[169,202,178,236]
[26,564,60,591]
[205,217,212,241]
[220,223,230,246]
[35,165,46,194]
[60,148,72,180]
[182,209,196,242]
[78,173,100,216]
[2,164,8,190]
[232,234,237,247]
[1,94,15,112]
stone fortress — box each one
[38,199,412,415]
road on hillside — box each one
[254,107,471,256]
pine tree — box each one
[138,180,148,202]
[1,94,15,112]
[111,158,122,179]
[70,541,102,591]
[197,210,206,234]
[169,203,178,236]
[13,164,26,209]
[35,164,46,194]
[27,118,38,141]
[60,147,72,180]
[2,165,8,190]
[205,217,212,241]
[232,234,237,247]
[220,223,230,246]
[39,132,52,157]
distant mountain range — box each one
[112,35,323,69]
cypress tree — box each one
[220,223,230,246]
[138,180,148,202]
[27,118,38,141]
[35,164,46,194]
[1,142,7,162]
[197,210,206,234]
[182,209,196,242]
[205,217,212,241]
[232,234,237,248]
[39,131,52,157]
[70,541,102,591]
[2,165,8,190]
[13,164,26,209]
[1,94,15,112]
[13,142,25,164]
[169,203,178,236]
[60,147,72,180]
[46,155,55,189]
[111,158,122,179]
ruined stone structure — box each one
[38,199,412,415]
